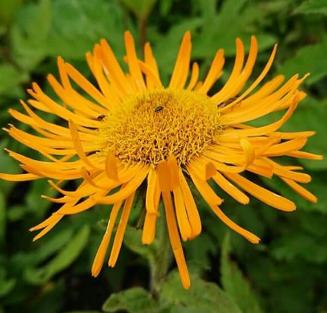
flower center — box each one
[97,89,221,166]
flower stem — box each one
[139,17,147,51]
[149,205,172,298]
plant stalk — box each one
[149,205,172,298]
[139,16,147,51]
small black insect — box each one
[217,96,248,109]
[217,97,239,109]
[155,106,164,112]
[97,114,106,121]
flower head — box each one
[0,31,322,289]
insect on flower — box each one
[155,106,164,112]
[0,31,322,289]
[217,96,244,109]
[97,114,106,121]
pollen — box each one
[97,89,221,166]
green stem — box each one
[149,205,172,298]
[139,16,147,51]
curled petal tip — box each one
[243,198,250,205]
[124,30,132,38]
[311,197,318,204]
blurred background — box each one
[0,0,327,312]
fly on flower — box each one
[0,31,322,289]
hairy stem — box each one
[139,16,147,51]
[149,205,172,298]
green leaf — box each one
[221,234,264,313]
[250,95,327,170]
[159,270,242,313]
[0,192,5,247]
[193,0,277,59]
[159,0,174,16]
[169,307,209,313]
[7,205,26,222]
[0,269,16,298]
[46,0,126,61]
[0,25,5,36]
[299,212,327,237]
[24,225,90,284]
[119,0,158,19]
[0,278,16,298]
[271,230,327,264]
[29,280,65,313]
[0,139,21,194]
[123,225,156,261]
[0,64,29,96]
[281,96,327,170]
[184,233,216,268]
[62,311,101,313]
[10,0,52,70]
[0,0,24,27]
[102,287,159,313]
[33,228,74,265]
[295,0,327,15]
[26,179,58,219]
[278,35,327,85]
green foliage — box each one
[11,0,53,70]
[0,0,24,28]
[0,192,6,246]
[103,269,243,313]
[119,0,158,19]
[0,64,29,96]
[159,270,242,313]
[24,225,90,284]
[103,287,159,313]
[271,230,327,263]
[65,311,100,313]
[0,268,16,298]
[192,0,277,58]
[281,97,327,170]
[123,225,157,261]
[278,35,327,85]
[221,235,264,313]
[47,0,127,60]
[295,0,327,15]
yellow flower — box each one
[0,31,322,289]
